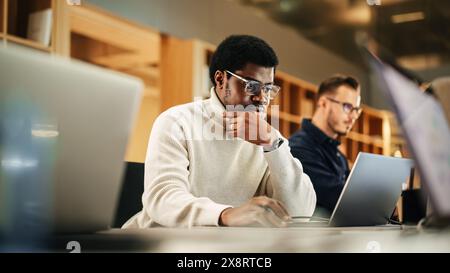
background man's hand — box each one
[219,196,291,227]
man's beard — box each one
[327,117,347,137]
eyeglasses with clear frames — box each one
[326,97,362,117]
[225,70,281,100]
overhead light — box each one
[339,6,372,25]
[250,0,273,3]
[391,11,425,24]
[31,129,59,138]
[31,123,59,138]
[1,158,38,169]
[366,0,381,6]
[397,54,442,70]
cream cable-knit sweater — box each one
[123,89,316,228]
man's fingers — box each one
[223,111,238,118]
[224,111,246,120]
[223,200,289,228]
[274,200,291,220]
[254,206,286,228]
[254,197,290,220]
[264,208,288,228]
[255,216,276,228]
[262,203,290,223]
[224,111,273,144]
[254,206,277,227]
[225,116,246,139]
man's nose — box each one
[251,92,268,105]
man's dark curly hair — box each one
[209,35,279,85]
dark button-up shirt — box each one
[289,119,350,215]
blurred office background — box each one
[87,0,450,109]
[1,0,448,165]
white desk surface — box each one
[57,226,450,253]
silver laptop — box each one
[0,45,143,234]
[290,152,413,227]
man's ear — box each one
[214,71,225,89]
[317,96,327,108]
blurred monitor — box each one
[0,45,143,236]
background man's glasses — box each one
[225,70,280,100]
[326,97,362,116]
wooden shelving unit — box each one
[161,36,215,112]
[1,1,162,163]
[66,3,162,163]
[1,0,5,36]
[270,70,317,138]
[3,33,52,51]
[0,0,54,51]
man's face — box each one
[324,85,361,136]
[215,63,275,112]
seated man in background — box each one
[289,75,361,216]
[123,35,316,228]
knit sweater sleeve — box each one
[262,136,317,217]
[141,111,231,227]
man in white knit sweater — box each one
[123,35,316,228]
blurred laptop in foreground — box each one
[0,45,143,250]
[363,46,450,227]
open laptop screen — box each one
[367,52,450,217]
